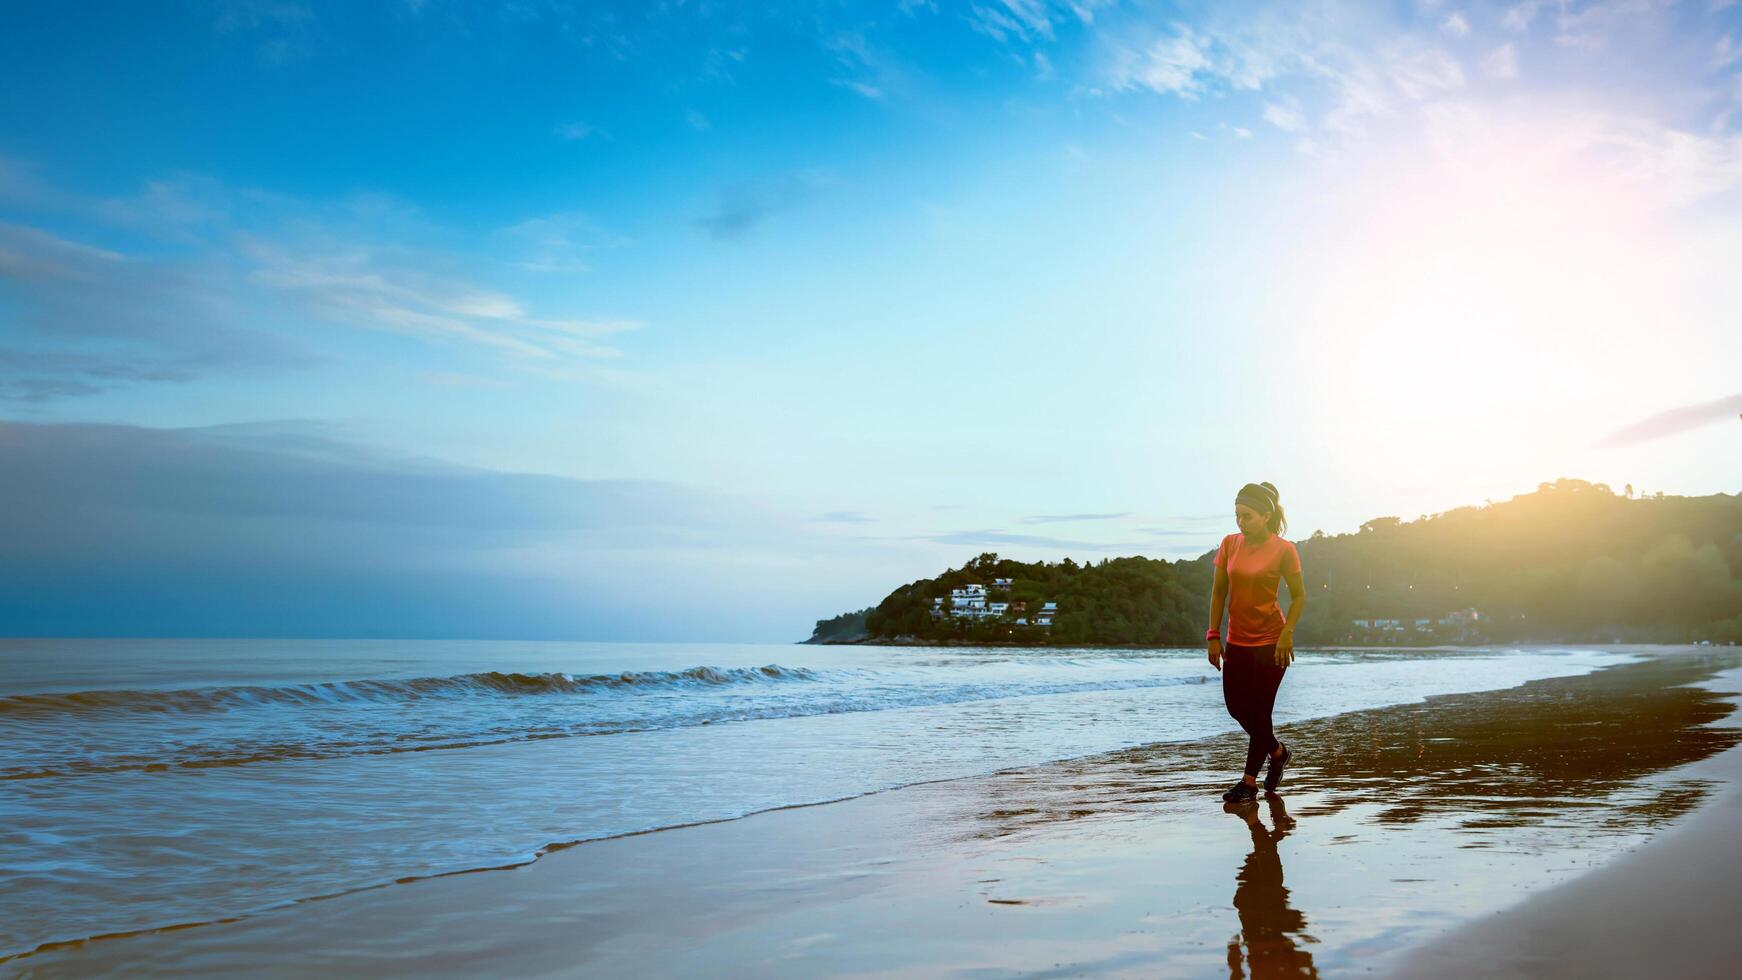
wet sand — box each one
[1392,660,1742,980]
[9,645,1740,978]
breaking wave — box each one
[0,664,819,717]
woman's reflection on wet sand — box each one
[952,653,1739,976]
[1225,795,1319,979]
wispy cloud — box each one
[1088,0,1742,188]
[1714,34,1742,70]
[1502,2,1540,32]
[1263,98,1307,132]
[925,529,1126,550]
[966,0,1110,44]
[1022,512,1130,523]
[1483,42,1520,79]
[815,510,877,524]
[1551,0,1680,52]
[0,161,647,398]
[833,79,885,100]
[826,30,908,102]
[210,0,317,66]
[489,211,628,274]
[1133,526,1211,537]
[554,121,601,141]
[694,172,833,239]
[1594,393,1742,448]
[243,237,640,363]
[210,0,312,33]
[1104,23,1224,100]
[1551,115,1742,207]
[1098,7,1465,139]
[968,1,1058,44]
[0,221,313,402]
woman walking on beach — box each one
[1207,482,1305,804]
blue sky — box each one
[3,1,1740,640]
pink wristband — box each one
[1205,628,1220,641]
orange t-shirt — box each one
[1215,532,1301,646]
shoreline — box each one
[805,637,1739,650]
[16,644,1740,976]
[1389,659,1742,979]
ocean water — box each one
[0,638,1630,958]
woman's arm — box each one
[1208,563,1229,670]
[1210,563,1230,633]
[1276,569,1306,666]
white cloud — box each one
[1106,24,1213,98]
[833,79,884,100]
[1483,42,1519,79]
[490,211,627,274]
[1502,2,1539,32]
[1098,7,1467,141]
[1585,118,1742,207]
[966,0,1115,43]
[425,371,509,389]
[1385,45,1466,101]
[242,238,640,363]
[685,109,711,131]
[1439,12,1471,38]
[554,121,597,141]
[1551,0,1678,53]
[825,30,908,102]
[1263,99,1307,132]
[1715,34,1742,69]
[969,0,1058,44]
[0,158,649,390]
[1413,100,1742,208]
[1088,0,1739,194]
[1307,43,1466,136]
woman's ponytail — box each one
[1260,482,1288,537]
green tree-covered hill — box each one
[811,479,1742,646]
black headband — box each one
[1236,482,1278,514]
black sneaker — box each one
[1263,743,1292,793]
[1222,780,1258,804]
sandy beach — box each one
[1392,659,1742,980]
[9,644,1740,978]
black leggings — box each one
[1222,641,1287,777]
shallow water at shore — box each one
[7,646,1738,976]
[0,640,1650,961]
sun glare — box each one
[1271,106,1705,470]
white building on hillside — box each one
[950,584,988,609]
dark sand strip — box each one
[11,646,1740,978]
[1390,661,1742,980]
